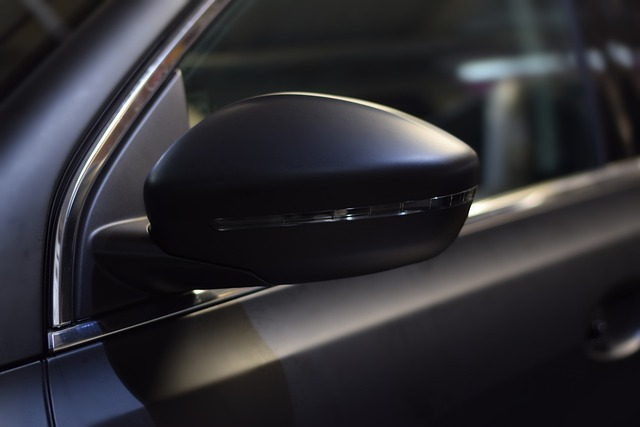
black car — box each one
[2,0,640,425]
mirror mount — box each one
[92,218,267,293]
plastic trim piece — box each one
[51,0,233,328]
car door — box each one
[44,0,640,426]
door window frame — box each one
[48,0,640,353]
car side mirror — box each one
[94,93,478,291]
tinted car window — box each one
[180,0,601,196]
[0,0,104,103]
[577,0,640,160]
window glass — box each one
[0,0,104,103]
[577,0,640,159]
[181,0,600,196]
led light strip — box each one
[215,187,477,231]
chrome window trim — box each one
[48,0,640,350]
[51,0,233,328]
[463,158,640,236]
[49,287,262,352]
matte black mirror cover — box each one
[145,93,478,284]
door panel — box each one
[244,183,640,425]
[102,303,295,426]
[0,363,50,426]
[48,344,154,427]
[88,175,640,426]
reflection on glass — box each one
[180,0,600,197]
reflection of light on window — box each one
[457,50,607,83]
[585,49,606,72]
[468,188,546,218]
[457,53,567,83]
[192,289,239,300]
[607,41,634,69]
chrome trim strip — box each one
[49,287,262,352]
[462,158,640,235]
[51,0,233,328]
[215,187,477,231]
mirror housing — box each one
[144,93,478,285]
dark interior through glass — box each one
[181,0,601,196]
